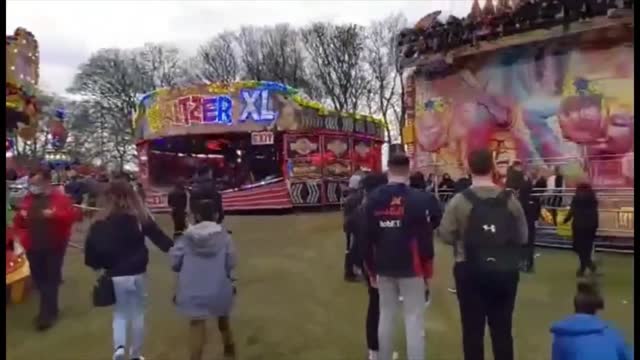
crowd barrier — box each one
[435,188,634,253]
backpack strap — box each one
[461,188,481,206]
[496,189,513,202]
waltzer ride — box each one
[132,81,385,212]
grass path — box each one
[6,213,634,360]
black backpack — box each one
[462,189,521,272]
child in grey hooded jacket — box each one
[170,199,236,360]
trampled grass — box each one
[6,213,634,360]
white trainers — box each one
[113,347,125,360]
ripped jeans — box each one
[112,274,147,359]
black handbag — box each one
[92,273,116,307]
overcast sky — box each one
[7,0,475,96]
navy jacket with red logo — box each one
[363,183,441,279]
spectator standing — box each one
[191,166,224,224]
[409,172,427,191]
[84,180,174,360]
[550,279,633,360]
[64,170,87,205]
[563,183,600,277]
[168,179,189,239]
[171,199,237,360]
[12,168,77,331]
[363,153,441,360]
[547,166,565,225]
[342,176,365,282]
[454,173,472,194]
[438,172,455,192]
[436,149,528,360]
[351,173,388,360]
[425,173,435,193]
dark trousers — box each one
[524,220,536,271]
[171,210,187,238]
[454,262,519,360]
[574,228,597,275]
[344,232,355,278]
[27,249,64,322]
[365,275,380,351]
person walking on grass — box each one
[12,168,77,331]
[550,279,633,360]
[84,180,174,360]
[171,199,237,360]
[363,153,441,360]
[168,178,189,239]
[342,174,365,282]
[351,173,388,360]
[436,149,528,360]
[563,182,600,277]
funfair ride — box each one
[6,27,40,303]
[132,81,385,212]
[397,1,634,252]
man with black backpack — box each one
[437,149,528,360]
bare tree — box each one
[235,26,267,81]
[196,32,239,82]
[68,48,149,169]
[301,23,368,113]
[138,43,188,88]
[363,14,407,144]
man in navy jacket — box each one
[363,153,441,360]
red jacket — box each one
[12,189,77,252]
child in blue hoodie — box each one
[550,279,632,360]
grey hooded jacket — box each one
[170,221,236,319]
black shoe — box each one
[344,275,358,283]
[35,317,55,331]
[223,344,236,359]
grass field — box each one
[6,213,634,360]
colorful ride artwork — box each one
[6,27,39,303]
[132,81,385,212]
[402,14,634,251]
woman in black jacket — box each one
[563,182,599,277]
[84,179,173,360]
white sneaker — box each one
[447,287,457,294]
[113,347,125,360]
[367,350,378,360]
[392,351,399,360]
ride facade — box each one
[6,27,40,303]
[132,81,385,212]
[398,3,633,252]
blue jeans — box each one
[112,274,147,358]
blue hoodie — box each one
[550,314,633,360]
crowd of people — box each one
[342,150,631,360]
[7,165,235,360]
[5,152,631,360]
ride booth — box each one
[6,27,40,304]
[398,7,634,252]
[132,81,385,212]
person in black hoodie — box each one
[563,182,599,277]
[190,166,224,224]
[84,179,173,360]
[342,178,364,282]
[350,173,388,360]
[168,179,188,239]
[409,171,427,191]
[364,153,441,360]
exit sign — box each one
[251,131,274,145]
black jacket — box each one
[84,213,173,277]
[168,187,188,213]
[190,175,224,223]
[363,183,442,278]
[342,190,364,233]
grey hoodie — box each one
[170,221,236,319]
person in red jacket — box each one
[12,168,76,331]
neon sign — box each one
[172,89,278,126]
